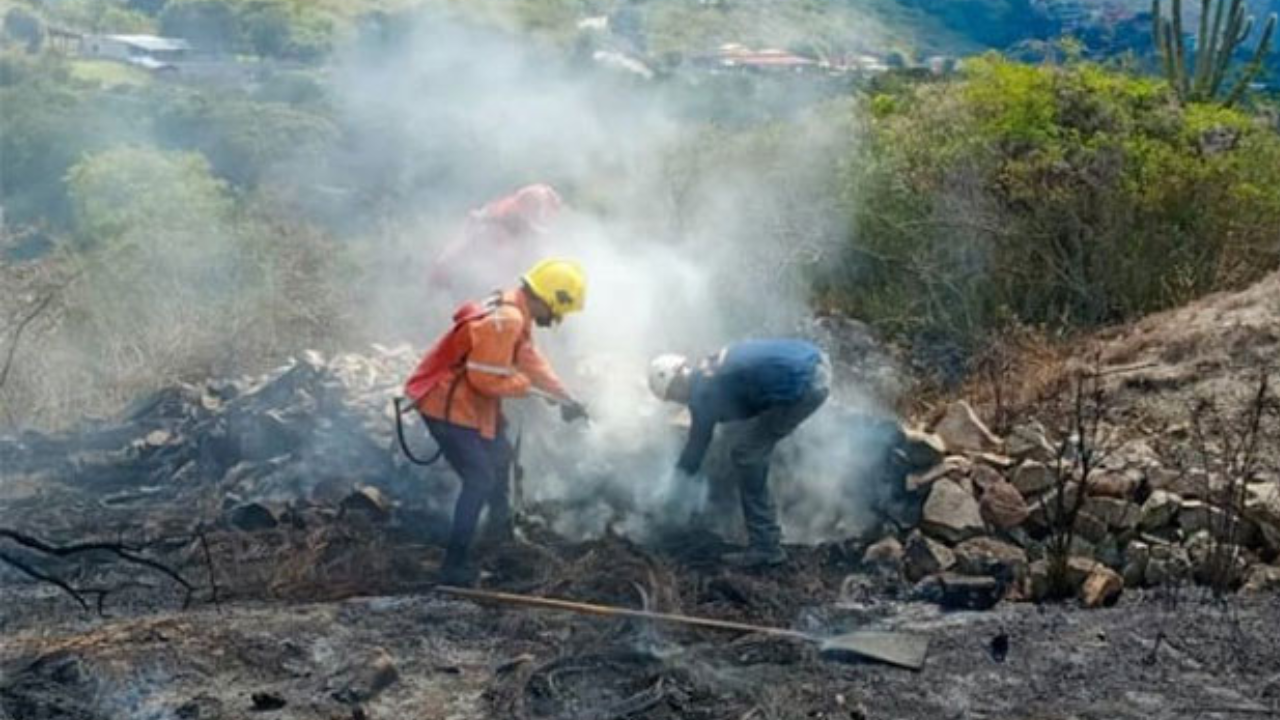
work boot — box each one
[438,561,479,588]
[722,545,787,569]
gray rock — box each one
[899,428,946,470]
[1123,540,1150,587]
[1083,496,1140,530]
[1140,490,1182,531]
[1012,461,1057,496]
[329,647,399,705]
[980,480,1030,530]
[903,530,956,582]
[1005,421,1055,462]
[953,537,1029,580]
[905,456,970,493]
[922,479,985,543]
[1243,482,1280,551]
[862,536,905,572]
[1074,511,1109,544]
[914,572,1004,610]
[1080,564,1124,608]
[931,401,1002,454]
[1241,564,1280,594]
[1145,544,1192,585]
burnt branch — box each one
[0,527,195,612]
[0,549,91,611]
[1187,365,1278,596]
[1044,350,1112,599]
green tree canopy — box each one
[66,146,232,249]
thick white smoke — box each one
[325,9,898,545]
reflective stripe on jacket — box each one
[415,288,568,439]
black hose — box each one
[394,396,443,466]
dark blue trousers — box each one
[425,418,512,571]
[729,359,830,550]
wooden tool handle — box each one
[437,586,810,641]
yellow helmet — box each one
[522,258,587,319]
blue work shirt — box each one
[676,339,824,474]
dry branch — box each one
[0,527,195,613]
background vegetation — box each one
[3,0,1280,426]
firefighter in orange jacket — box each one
[404,258,588,586]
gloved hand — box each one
[560,399,589,423]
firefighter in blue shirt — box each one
[647,339,831,567]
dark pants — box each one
[730,362,830,550]
[425,418,512,571]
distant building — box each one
[80,34,190,70]
[692,43,819,73]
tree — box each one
[1153,0,1278,106]
[50,0,156,34]
[156,95,339,187]
[3,7,44,53]
[66,146,231,248]
[159,0,239,52]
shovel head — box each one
[818,631,930,671]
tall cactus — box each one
[1152,0,1277,106]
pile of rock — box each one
[0,346,457,537]
[865,401,1280,607]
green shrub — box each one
[819,56,1280,364]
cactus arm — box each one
[1210,2,1246,96]
[1202,0,1230,96]
[1224,13,1276,107]
[1162,18,1177,90]
[1193,0,1213,97]
[1172,0,1191,97]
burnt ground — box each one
[2,529,1279,720]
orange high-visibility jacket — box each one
[413,288,568,439]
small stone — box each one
[922,479,985,543]
[1243,482,1280,551]
[1012,461,1057,496]
[1083,497,1141,530]
[1123,541,1150,587]
[862,536,904,572]
[931,401,1003,454]
[1140,490,1182,531]
[903,531,956,582]
[1074,511,1109,544]
[915,573,1004,610]
[980,481,1030,530]
[1080,565,1123,608]
[226,502,278,532]
[1006,421,1055,462]
[900,428,946,470]
[1088,471,1139,500]
[251,692,287,711]
[340,486,392,522]
[905,456,970,493]
[1178,500,1220,535]
[1145,545,1192,585]
[1031,556,1105,599]
[954,537,1029,580]
[330,648,399,705]
[969,464,1005,492]
[1241,565,1280,594]
[144,429,173,447]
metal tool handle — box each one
[528,386,572,406]
[436,586,810,641]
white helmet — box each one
[647,354,688,401]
